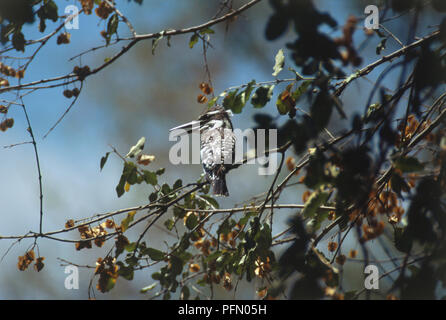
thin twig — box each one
[20,98,44,234]
[43,81,83,138]
[379,24,404,47]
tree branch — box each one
[334,30,439,97]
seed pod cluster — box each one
[57,32,71,45]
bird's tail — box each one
[211,173,229,197]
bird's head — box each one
[169,105,233,134]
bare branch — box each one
[20,98,44,234]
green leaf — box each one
[125,242,137,252]
[205,251,223,263]
[164,218,175,230]
[106,14,119,45]
[128,171,138,185]
[12,31,25,52]
[140,283,157,293]
[238,211,257,226]
[151,272,162,280]
[145,248,165,261]
[177,236,191,252]
[276,92,291,115]
[126,255,138,267]
[180,286,190,300]
[161,183,171,195]
[38,15,47,32]
[185,213,199,230]
[104,277,116,292]
[393,156,424,173]
[173,179,183,190]
[116,176,126,198]
[143,170,158,185]
[156,168,165,175]
[217,219,230,235]
[291,80,311,102]
[149,191,158,202]
[301,186,331,219]
[223,89,243,114]
[152,31,165,55]
[36,0,59,31]
[174,207,186,218]
[189,33,199,48]
[276,100,289,115]
[199,195,219,209]
[240,80,256,106]
[306,210,330,233]
[365,103,384,123]
[100,152,110,171]
[207,96,218,107]
[272,48,285,77]
[121,211,136,232]
[254,223,272,251]
[118,263,134,280]
[251,85,274,108]
[390,173,410,195]
[199,27,215,35]
[116,162,138,197]
[168,255,184,275]
[46,1,59,22]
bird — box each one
[169,105,236,196]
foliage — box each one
[0,0,446,300]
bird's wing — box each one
[200,128,236,169]
[221,128,236,165]
[200,129,221,171]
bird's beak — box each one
[169,120,202,134]
[169,108,231,134]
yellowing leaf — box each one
[272,48,285,77]
[124,182,130,192]
[121,211,136,232]
[302,185,331,218]
[189,33,199,48]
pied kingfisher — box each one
[169,106,236,196]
